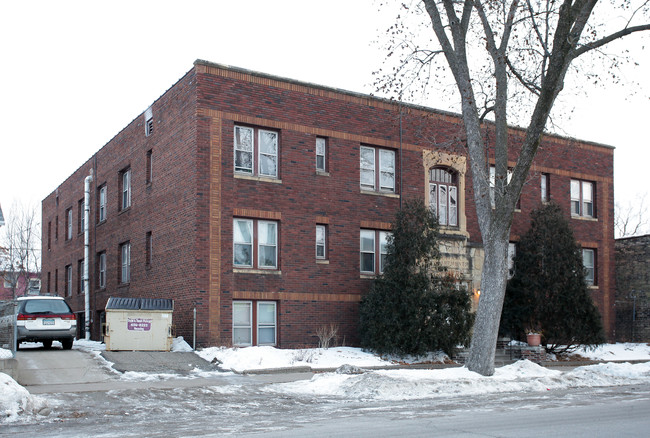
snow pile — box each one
[171,336,193,352]
[0,373,49,422]
[0,348,12,359]
[266,360,650,401]
[575,342,650,361]
[197,346,392,372]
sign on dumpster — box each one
[127,318,152,332]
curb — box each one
[230,359,650,375]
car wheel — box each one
[61,339,73,350]
[42,340,53,349]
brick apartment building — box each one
[41,60,616,347]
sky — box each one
[1,0,648,234]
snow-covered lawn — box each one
[2,341,649,422]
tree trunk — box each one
[466,232,509,376]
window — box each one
[66,208,73,240]
[98,185,107,222]
[78,259,85,294]
[541,173,550,202]
[490,166,519,209]
[234,126,279,178]
[145,107,153,136]
[583,249,596,285]
[233,219,278,270]
[429,167,458,226]
[232,301,277,346]
[55,215,59,241]
[146,149,153,184]
[571,180,594,217]
[146,231,153,267]
[146,117,154,136]
[360,146,395,193]
[120,168,131,210]
[54,269,58,293]
[47,221,51,250]
[316,137,327,172]
[98,252,106,289]
[65,265,72,297]
[78,199,85,233]
[3,273,16,289]
[316,225,327,259]
[28,278,40,293]
[508,242,516,279]
[360,229,390,274]
[120,242,131,284]
[47,272,51,293]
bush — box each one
[359,199,474,356]
[500,202,606,353]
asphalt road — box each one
[5,349,650,437]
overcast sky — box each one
[1,0,648,231]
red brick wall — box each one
[41,60,616,347]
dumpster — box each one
[104,297,173,351]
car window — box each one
[23,300,72,314]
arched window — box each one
[430,167,458,227]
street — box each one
[3,374,650,437]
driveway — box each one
[14,349,114,387]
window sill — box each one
[571,215,598,222]
[360,273,377,279]
[118,206,131,216]
[360,189,400,199]
[234,174,282,184]
[97,219,106,226]
[316,259,329,264]
[588,285,599,290]
[233,268,282,275]
[316,170,330,177]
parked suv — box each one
[16,296,76,349]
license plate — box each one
[42,319,55,326]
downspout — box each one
[84,170,93,340]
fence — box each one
[0,300,17,358]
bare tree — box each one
[376,1,650,375]
[615,193,649,238]
[1,201,41,298]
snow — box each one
[196,346,391,372]
[0,348,12,359]
[2,341,650,423]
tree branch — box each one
[574,24,650,58]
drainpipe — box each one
[84,170,93,340]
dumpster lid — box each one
[106,297,174,311]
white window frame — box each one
[66,208,73,240]
[360,146,395,193]
[99,185,107,222]
[257,220,277,269]
[316,137,327,172]
[233,219,278,270]
[360,229,390,274]
[120,242,131,284]
[256,301,277,346]
[98,252,106,289]
[582,248,595,285]
[429,168,458,227]
[234,126,279,178]
[232,300,277,347]
[541,173,550,202]
[571,180,594,218]
[316,224,326,259]
[232,301,253,346]
[65,265,72,297]
[121,169,131,210]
